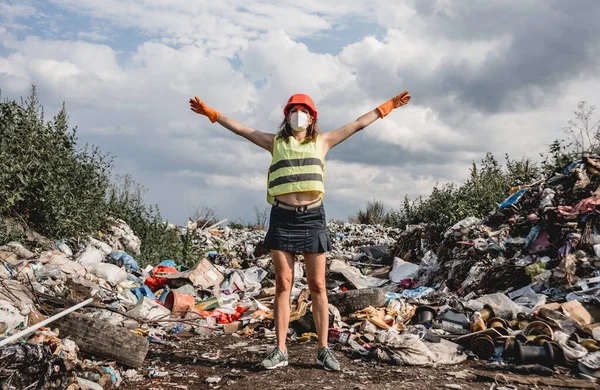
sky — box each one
[1,0,600,226]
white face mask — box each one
[289,111,310,132]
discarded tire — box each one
[327,288,386,315]
[53,311,149,368]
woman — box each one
[189,90,411,371]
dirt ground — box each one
[120,334,598,390]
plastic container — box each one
[164,291,195,317]
[414,306,437,325]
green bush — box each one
[107,174,193,268]
[351,199,388,225]
[0,86,200,268]
[1,86,112,239]
[381,153,543,230]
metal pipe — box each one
[0,297,94,347]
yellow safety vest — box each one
[267,134,325,204]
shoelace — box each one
[321,348,338,363]
[267,348,283,362]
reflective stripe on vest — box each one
[267,135,325,204]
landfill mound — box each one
[1,157,600,388]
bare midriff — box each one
[275,191,321,206]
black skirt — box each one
[263,204,332,253]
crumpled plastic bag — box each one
[87,237,113,254]
[76,247,104,271]
[389,257,419,283]
[0,343,58,390]
[126,297,170,321]
[237,267,268,293]
[376,332,435,365]
[144,265,177,290]
[555,331,588,362]
[0,280,35,317]
[105,219,142,255]
[0,300,26,335]
[427,340,467,365]
[294,262,304,282]
[374,332,466,366]
[513,294,546,314]
[444,217,481,238]
[471,293,523,320]
[418,251,439,286]
[90,263,127,286]
[40,251,98,283]
[579,351,600,378]
[329,259,388,289]
[108,251,139,272]
[1,242,35,260]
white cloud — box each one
[77,31,110,42]
[0,2,37,20]
[1,0,599,224]
[48,0,375,54]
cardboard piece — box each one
[561,300,592,325]
[155,259,224,289]
[223,321,243,334]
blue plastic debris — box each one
[109,251,139,271]
[129,285,157,301]
[499,188,528,209]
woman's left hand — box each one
[390,90,411,108]
[376,90,411,118]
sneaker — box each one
[261,347,289,370]
[316,346,340,371]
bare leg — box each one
[272,249,295,352]
[304,251,328,350]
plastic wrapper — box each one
[0,301,26,335]
[75,248,104,271]
[473,293,523,320]
[237,267,268,292]
[499,188,528,209]
[444,217,481,238]
[90,263,127,286]
[513,294,546,314]
[108,251,139,272]
[105,219,142,255]
[555,331,588,362]
[389,258,419,283]
[0,344,60,390]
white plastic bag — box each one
[389,258,419,283]
[87,238,113,254]
[294,262,304,281]
[126,297,170,321]
[91,263,127,286]
[474,293,523,319]
[76,248,104,271]
[0,300,27,334]
[444,217,481,238]
[239,267,268,292]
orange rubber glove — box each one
[189,96,220,123]
[376,90,411,118]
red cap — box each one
[283,94,317,119]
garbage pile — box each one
[2,156,600,387]
[392,155,600,296]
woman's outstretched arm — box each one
[189,96,274,153]
[322,90,411,153]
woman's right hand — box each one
[189,96,220,123]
